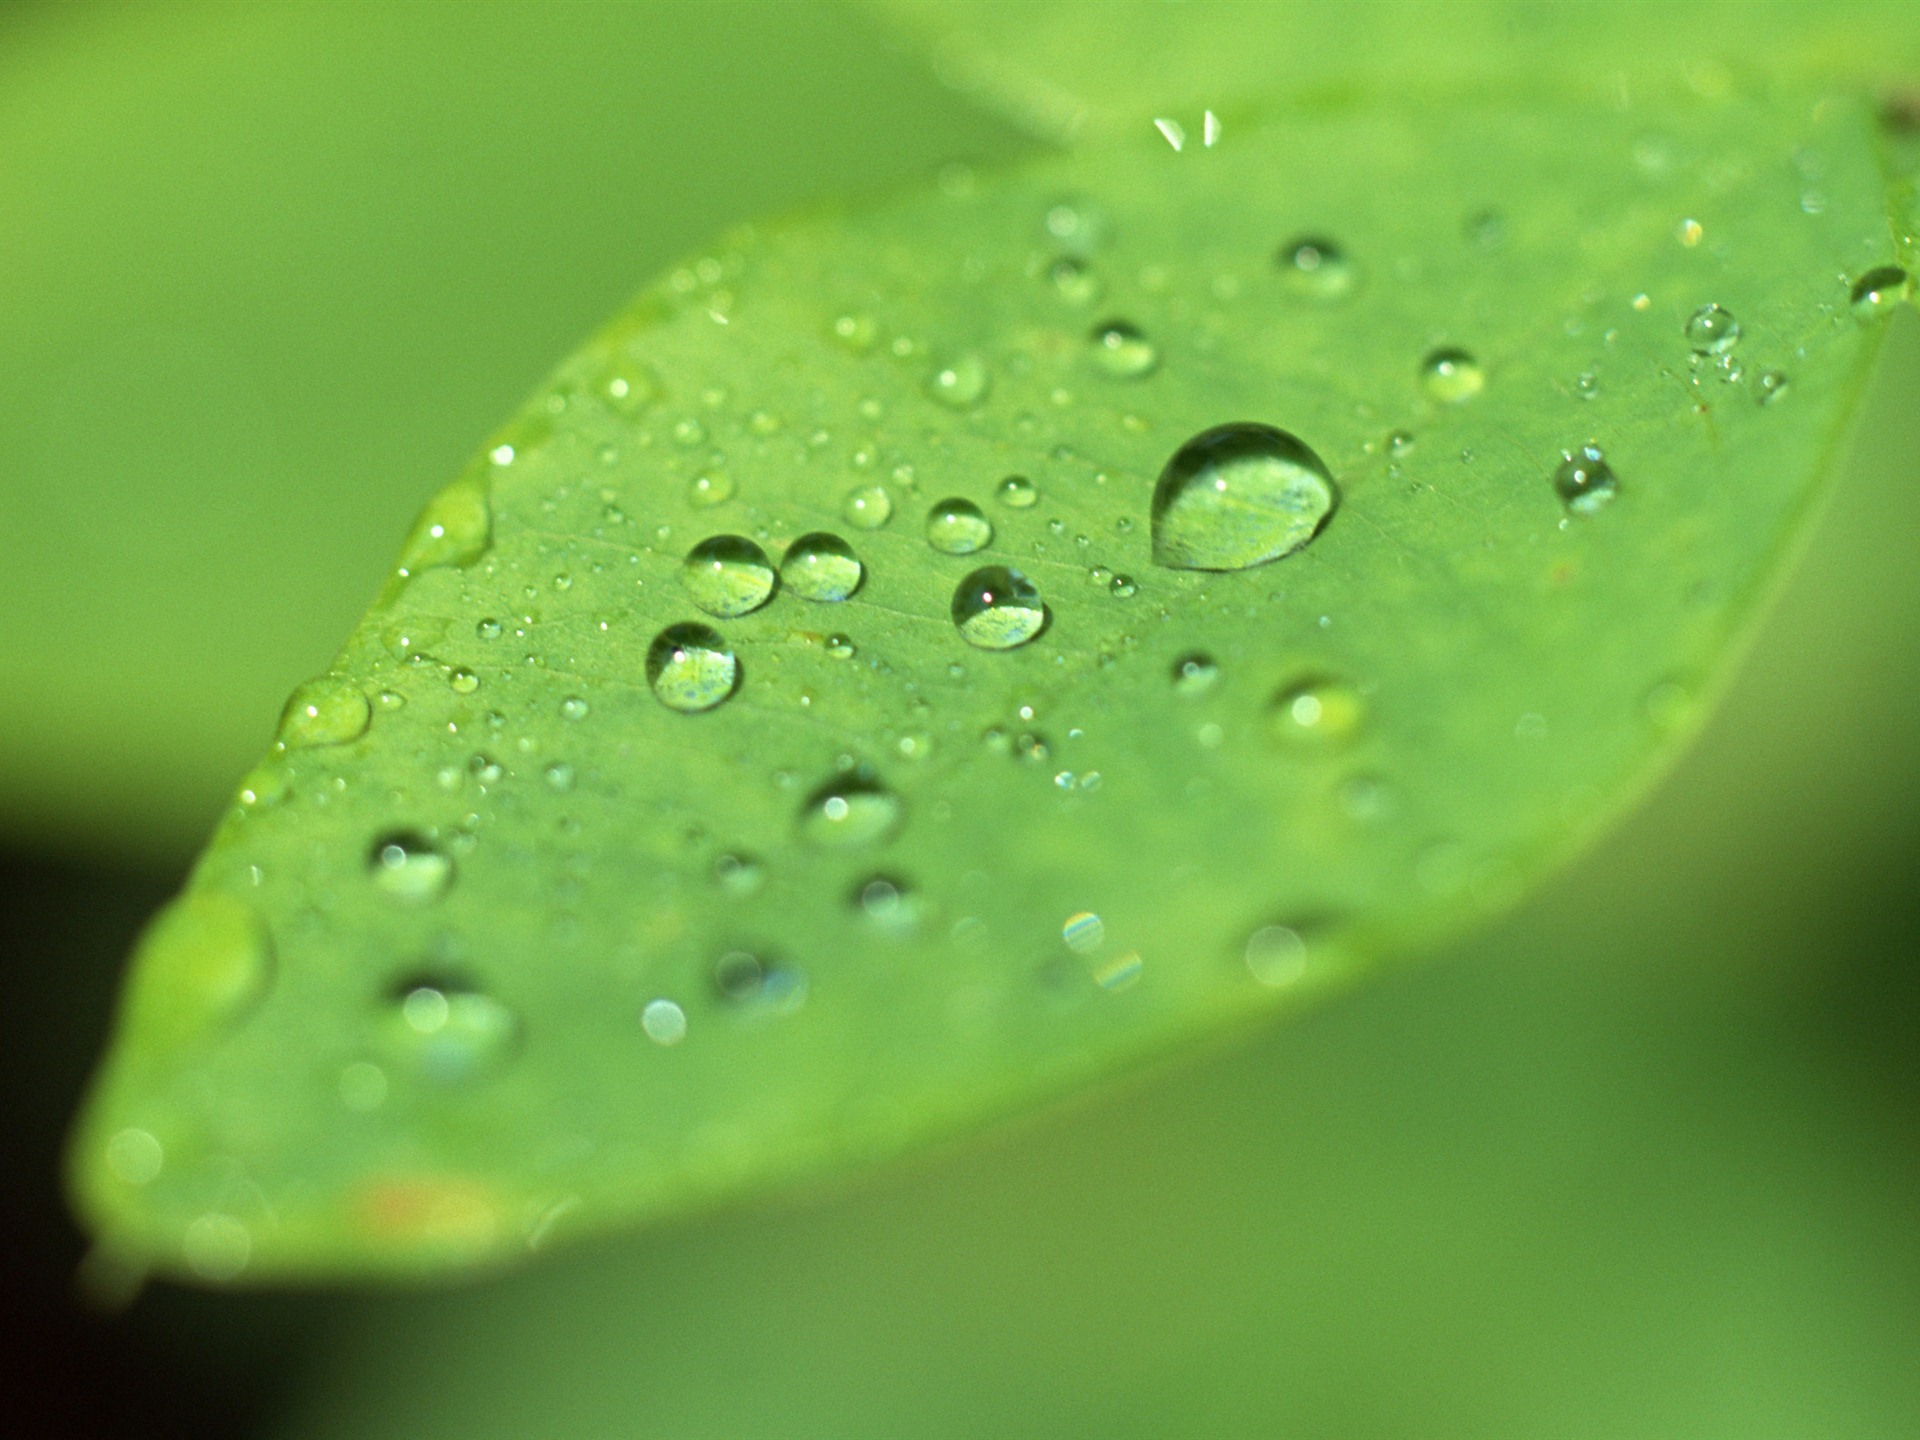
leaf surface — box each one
[72,81,1911,1281]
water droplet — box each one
[1047,256,1104,304]
[854,875,922,934]
[1109,574,1137,598]
[713,951,809,1012]
[799,775,904,847]
[1277,235,1357,300]
[1420,347,1485,403]
[926,498,994,555]
[1088,319,1158,378]
[641,998,687,1046]
[1244,925,1308,987]
[560,695,590,721]
[1684,302,1741,355]
[385,976,520,1082]
[843,484,893,530]
[368,831,454,903]
[475,617,503,641]
[1755,369,1791,405]
[105,1127,163,1186]
[997,475,1039,508]
[952,566,1048,650]
[780,533,864,602]
[927,353,990,408]
[714,852,765,896]
[183,1213,251,1282]
[825,634,856,660]
[1062,911,1105,952]
[1171,652,1219,695]
[688,471,734,508]
[448,667,480,695]
[1270,676,1364,745]
[1552,444,1618,515]
[277,677,369,749]
[1850,265,1913,318]
[543,761,575,792]
[398,472,491,573]
[1150,422,1337,572]
[681,535,777,617]
[646,623,739,712]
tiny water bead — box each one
[1270,676,1364,745]
[799,775,904,847]
[713,950,810,1011]
[1171,652,1220,695]
[1150,422,1337,572]
[384,977,521,1083]
[825,634,857,660]
[448,667,480,695]
[397,473,491,574]
[926,498,994,555]
[1277,236,1357,300]
[646,623,739,713]
[560,695,590,721]
[1088,319,1159,378]
[781,532,864,602]
[641,998,687,1046]
[952,566,1048,650]
[854,875,922,933]
[278,676,370,749]
[1684,303,1741,355]
[681,535,777,617]
[688,470,734,507]
[1047,255,1103,304]
[927,352,990,408]
[1552,444,1619,515]
[1850,264,1913,318]
[1244,925,1308,987]
[997,475,1039,508]
[714,851,765,896]
[368,831,454,903]
[1420,347,1485,403]
[843,484,893,530]
[1755,370,1791,405]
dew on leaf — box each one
[952,565,1048,649]
[780,532,864,602]
[1150,422,1337,572]
[1088,319,1159,378]
[1277,235,1357,299]
[1244,924,1308,987]
[385,977,521,1083]
[1553,444,1619,515]
[688,471,734,508]
[1270,676,1365,745]
[843,484,893,530]
[398,472,491,574]
[799,775,904,847]
[1755,369,1791,404]
[1171,652,1220,695]
[646,623,739,713]
[278,677,370,749]
[855,875,922,933]
[927,353,990,408]
[713,851,765,896]
[1109,574,1137,598]
[448,668,480,695]
[1420,347,1485,403]
[997,475,1039,508]
[926,498,994,554]
[825,634,856,660]
[1684,302,1742,355]
[681,535,777,617]
[559,695,590,721]
[1849,264,1913,317]
[475,618,503,641]
[368,831,453,903]
[1048,255,1103,304]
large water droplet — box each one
[384,976,521,1083]
[1421,347,1485,403]
[1270,676,1364,745]
[927,353,990,408]
[646,623,739,712]
[278,677,370,749]
[780,532,864,602]
[1553,444,1618,515]
[952,566,1048,649]
[1277,236,1357,300]
[398,471,491,573]
[681,535,777,617]
[369,830,454,903]
[799,775,904,847]
[1850,264,1913,318]
[1684,303,1741,355]
[1088,319,1159,378]
[1150,423,1337,572]
[926,498,994,554]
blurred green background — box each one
[2,2,1913,1435]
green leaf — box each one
[71,81,1910,1282]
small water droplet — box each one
[781,533,864,602]
[1150,422,1337,572]
[398,472,491,573]
[952,566,1048,649]
[1278,236,1357,300]
[646,623,739,712]
[385,976,520,1082]
[448,667,480,695]
[278,677,370,749]
[1850,264,1913,318]
[560,695,590,721]
[475,617,503,641]
[1062,911,1105,952]
[854,874,922,934]
[799,775,904,847]
[641,998,687,1046]
[1048,255,1104,304]
[543,761,575,792]
[843,484,893,530]
[369,831,454,903]
[927,353,990,408]
[997,475,1039,508]
[1553,444,1618,515]
[681,535,777,617]
[1421,347,1485,403]
[1684,302,1741,355]
[926,498,994,554]
[1755,369,1791,405]
[1109,573,1136,598]
[1088,319,1159,378]
[714,851,764,896]
[1270,676,1364,745]
[825,634,856,660]
[688,470,734,507]
[1244,925,1308,987]
[1171,652,1219,695]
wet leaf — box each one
[71,83,1910,1281]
